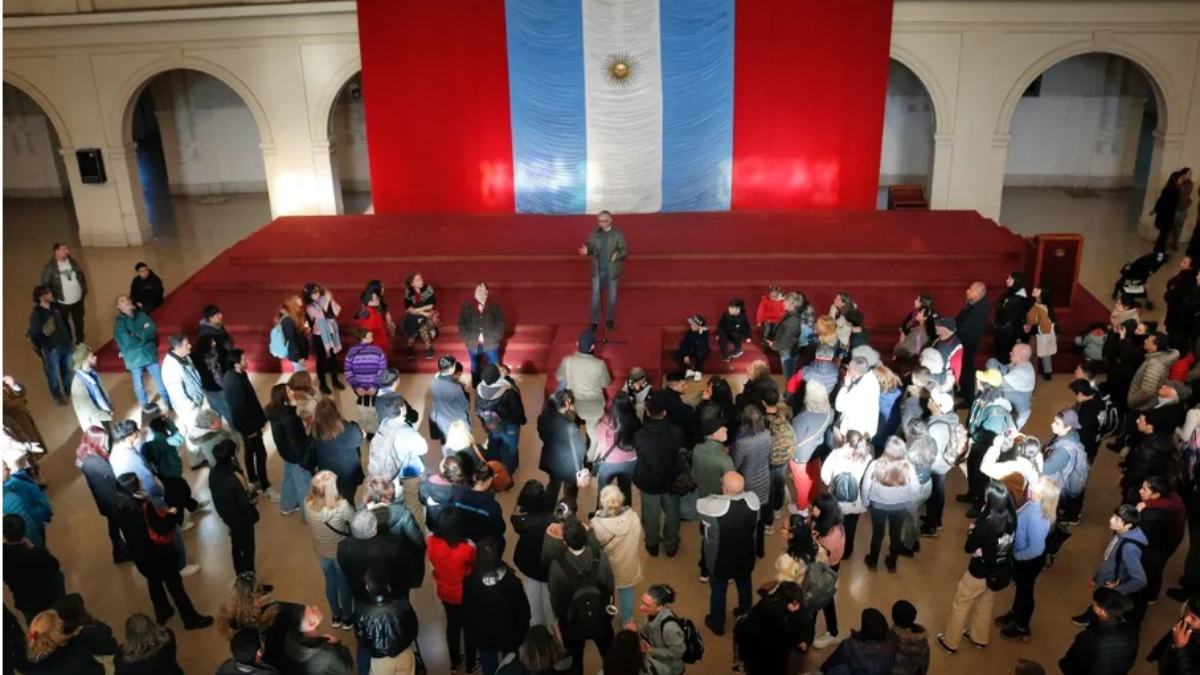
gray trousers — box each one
[640,492,681,554]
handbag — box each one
[142,501,175,546]
[1035,327,1058,357]
[473,444,513,493]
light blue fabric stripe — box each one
[505,0,587,214]
[660,0,735,212]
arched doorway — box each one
[123,69,270,234]
[878,59,936,209]
[999,53,1166,254]
[3,82,75,232]
[328,72,372,214]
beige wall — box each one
[4,0,1200,246]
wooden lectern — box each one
[1026,234,1084,308]
[886,185,929,210]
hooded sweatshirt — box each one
[475,377,527,429]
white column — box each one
[929,132,954,209]
[311,140,343,215]
[980,133,1011,221]
[58,144,152,246]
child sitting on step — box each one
[756,285,786,349]
[673,315,710,381]
[717,299,751,362]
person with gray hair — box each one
[767,293,804,380]
[791,381,834,514]
[160,333,206,468]
[188,407,235,470]
[861,436,920,573]
[835,355,881,437]
[986,343,1036,429]
[337,507,421,604]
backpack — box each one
[1113,538,1148,592]
[269,323,289,359]
[663,615,705,664]
[672,449,698,497]
[830,471,859,504]
[932,419,970,467]
[565,556,610,639]
[801,560,839,611]
[476,407,504,435]
[1062,441,1090,496]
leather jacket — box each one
[355,595,418,659]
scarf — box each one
[169,353,205,407]
[308,301,341,355]
[75,369,111,413]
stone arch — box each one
[2,71,73,148]
[996,40,1175,136]
[314,56,362,143]
[889,45,949,135]
[110,56,274,148]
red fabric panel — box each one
[356,0,514,213]
[731,0,893,210]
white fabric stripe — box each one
[582,0,663,213]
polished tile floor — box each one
[1,189,1182,674]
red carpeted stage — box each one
[95,211,1109,384]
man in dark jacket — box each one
[734,581,809,675]
[457,282,506,387]
[129,262,165,315]
[451,463,507,542]
[27,285,74,404]
[284,605,354,675]
[223,349,275,497]
[548,518,615,675]
[218,628,280,675]
[1165,256,1197,345]
[39,242,88,343]
[1060,588,1139,675]
[820,608,897,675]
[429,356,471,444]
[698,471,760,635]
[538,389,588,513]
[338,510,417,603]
[768,293,804,381]
[193,304,236,423]
[2,514,64,624]
[475,362,526,476]
[1123,415,1175,506]
[956,281,991,410]
[355,567,420,674]
[209,439,262,576]
[633,393,688,557]
[1155,595,1200,675]
[1071,379,1105,462]
[661,372,699,442]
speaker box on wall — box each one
[76,149,107,184]
[1027,234,1084,308]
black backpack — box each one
[565,556,610,639]
[663,615,705,664]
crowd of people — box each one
[4,209,1200,675]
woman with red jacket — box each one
[355,280,394,361]
[427,508,477,673]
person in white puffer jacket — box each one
[820,430,873,560]
[834,356,880,437]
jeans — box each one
[522,576,556,627]
[130,361,170,408]
[591,273,619,324]
[709,575,752,630]
[780,353,797,382]
[488,425,521,476]
[290,359,308,372]
[41,347,73,400]
[594,460,636,511]
[468,345,501,385]
[925,471,947,527]
[943,572,996,649]
[443,601,476,670]
[1009,555,1044,629]
[640,492,681,554]
[318,556,354,620]
[867,507,906,562]
[479,650,502,675]
[769,463,789,515]
[243,431,269,488]
[280,462,312,516]
[617,586,635,625]
[206,390,233,426]
[57,300,85,343]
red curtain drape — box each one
[731,0,894,210]
[356,0,515,214]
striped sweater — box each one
[344,343,388,391]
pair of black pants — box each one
[230,523,256,575]
[162,476,199,513]
[562,623,614,675]
[822,563,840,636]
[442,601,476,669]
[672,348,708,373]
[925,472,946,527]
[313,336,342,387]
[867,507,905,561]
[1059,492,1084,522]
[546,477,580,515]
[56,301,85,343]
[1009,555,1045,629]
[959,345,979,407]
[243,432,269,488]
[106,515,128,561]
[145,568,201,625]
[1155,225,1171,254]
[718,330,743,358]
[843,513,860,560]
[966,440,990,506]
[755,507,771,559]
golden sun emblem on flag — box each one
[603,52,639,88]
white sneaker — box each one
[261,487,281,503]
[179,564,201,578]
[180,520,196,532]
[684,369,696,380]
[193,499,210,510]
[691,370,702,381]
[812,632,841,650]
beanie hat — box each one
[891,600,918,629]
[858,608,889,641]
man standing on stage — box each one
[956,281,990,410]
[578,210,627,331]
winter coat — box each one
[2,540,62,617]
[418,475,455,536]
[957,298,991,350]
[129,270,164,314]
[79,454,119,516]
[995,289,1032,336]
[756,295,786,326]
[736,588,808,675]
[820,447,871,515]
[314,422,365,497]
[792,409,833,464]
[338,535,418,603]
[113,497,181,577]
[738,377,780,414]
[820,634,897,675]
[17,629,116,675]
[1075,329,1107,363]
[463,566,532,652]
[39,255,88,303]
[355,596,418,659]
[457,300,506,351]
[70,372,112,432]
[210,462,258,531]
[697,492,759,579]
[428,535,475,604]
[538,409,587,482]
[216,660,280,675]
[861,462,920,510]
[633,418,688,495]
[692,439,735,498]
[430,374,471,436]
[193,320,234,392]
[1093,529,1149,596]
[511,510,555,583]
[585,226,628,279]
[27,304,72,353]
[659,388,699,440]
[1129,349,1181,411]
[268,405,311,467]
[476,378,527,430]
[142,420,184,479]
[283,630,355,675]
[836,371,881,436]
[732,430,772,508]
[113,311,159,370]
[677,328,710,360]
[1154,184,1182,230]
[1157,635,1200,675]
[304,500,355,560]
[3,470,52,548]
[222,369,267,436]
[1124,434,1175,495]
[1139,493,1187,557]
[452,486,507,543]
[641,607,687,675]
[548,547,615,625]
[1058,619,1139,675]
[888,625,930,675]
[979,436,1041,492]
[772,310,803,356]
[161,354,204,412]
[718,311,751,342]
[590,506,644,589]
